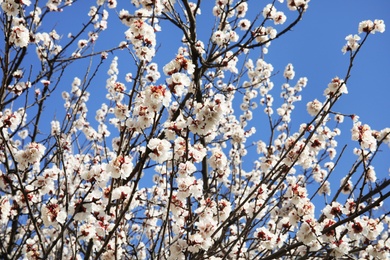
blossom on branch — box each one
[148,138,172,163]
[0,1,389,259]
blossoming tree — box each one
[0,0,389,259]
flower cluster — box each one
[324,76,348,97]
[14,142,46,170]
[351,122,377,152]
[163,53,195,76]
[188,94,228,136]
[147,138,172,163]
[122,13,157,61]
[9,24,29,48]
[263,4,287,25]
[144,85,172,112]
[306,99,323,116]
[252,26,277,45]
[106,155,134,179]
[358,19,385,34]
[166,72,191,96]
[287,0,310,11]
[342,34,361,53]
[209,147,230,182]
[0,196,12,224]
[211,29,239,47]
[343,19,385,53]
[0,108,25,132]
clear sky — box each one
[262,1,390,215]
[47,1,390,125]
[268,0,390,130]
[266,1,390,186]
[38,1,390,195]
[50,1,390,124]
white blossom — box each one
[148,138,172,163]
[9,24,29,48]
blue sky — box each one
[269,0,390,128]
[268,1,390,182]
[34,1,390,196]
[50,1,390,123]
[46,1,390,125]
[264,1,390,213]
